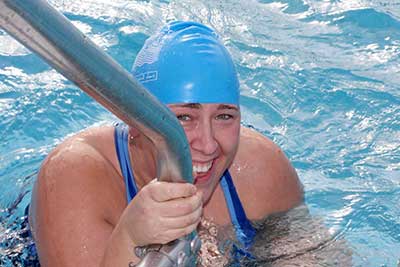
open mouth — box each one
[192,160,214,182]
[193,161,212,174]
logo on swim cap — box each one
[131,21,240,105]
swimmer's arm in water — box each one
[251,204,352,266]
[31,138,135,267]
[31,133,202,267]
[235,128,352,266]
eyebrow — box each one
[169,103,239,111]
[174,103,201,109]
[217,104,239,111]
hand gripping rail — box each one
[0,0,200,266]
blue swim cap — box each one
[131,21,239,105]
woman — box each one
[29,21,303,266]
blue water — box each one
[0,0,399,266]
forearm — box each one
[101,223,140,267]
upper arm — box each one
[257,138,304,211]
[31,139,124,267]
[234,127,304,219]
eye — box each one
[216,114,233,120]
[176,114,191,121]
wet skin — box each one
[168,103,241,204]
[29,103,303,267]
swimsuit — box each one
[20,123,255,267]
[114,123,256,250]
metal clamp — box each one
[135,235,201,267]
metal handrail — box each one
[0,0,199,266]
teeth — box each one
[193,161,212,174]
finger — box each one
[159,191,203,218]
[147,181,197,202]
[161,204,202,230]
[156,218,201,244]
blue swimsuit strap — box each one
[114,123,138,201]
[114,124,255,249]
[220,171,256,249]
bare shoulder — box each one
[29,125,127,265]
[38,125,118,181]
[31,125,124,229]
[231,126,304,219]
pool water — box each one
[0,0,399,266]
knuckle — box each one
[166,186,176,199]
[183,215,195,226]
[177,201,193,214]
[146,183,158,196]
[140,184,152,197]
[196,193,203,204]
[184,184,195,194]
[194,198,201,210]
[192,198,202,212]
[184,202,195,213]
[147,181,162,195]
[190,210,201,224]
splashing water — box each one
[0,0,399,266]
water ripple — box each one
[0,0,399,266]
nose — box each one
[190,119,218,155]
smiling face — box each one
[168,103,241,204]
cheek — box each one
[217,124,240,155]
[180,121,199,141]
